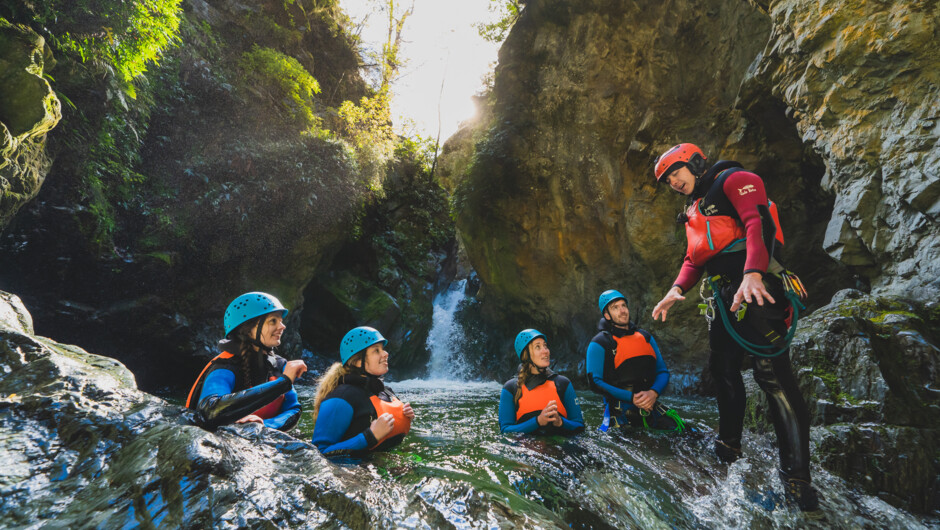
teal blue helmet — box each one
[598,290,627,314]
[224,292,288,337]
[514,329,546,359]
[340,326,387,365]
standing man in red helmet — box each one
[650,143,819,511]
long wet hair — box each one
[311,352,364,424]
[230,316,267,388]
[513,347,538,406]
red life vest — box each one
[186,351,286,419]
[369,395,412,448]
[684,198,784,267]
[516,380,568,420]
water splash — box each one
[426,279,469,381]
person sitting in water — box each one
[187,292,307,431]
[499,329,585,435]
[587,290,683,432]
[311,326,415,454]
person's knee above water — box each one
[186,292,307,431]
[650,143,818,511]
[311,326,415,455]
[498,329,585,435]
[586,290,680,431]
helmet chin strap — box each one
[248,317,274,354]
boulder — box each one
[0,19,60,230]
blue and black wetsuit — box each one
[586,319,676,430]
[186,339,301,431]
[312,372,411,455]
[499,369,584,435]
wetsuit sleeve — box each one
[673,256,705,294]
[586,341,634,402]
[648,336,670,396]
[498,388,540,433]
[312,398,378,454]
[197,369,292,429]
[558,382,585,432]
[723,171,770,275]
[263,388,301,431]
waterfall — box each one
[425,279,469,381]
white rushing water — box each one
[424,279,469,381]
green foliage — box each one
[5,0,183,98]
[475,0,522,43]
[239,45,323,131]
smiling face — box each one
[663,165,697,195]
[604,299,630,327]
[360,342,390,376]
[256,312,286,348]
[526,338,551,371]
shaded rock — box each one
[0,18,60,230]
[746,289,940,512]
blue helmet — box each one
[598,289,627,314]
[514,329,546,359]
[340,326,387,365]
[224,292,288,337]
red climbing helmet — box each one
[653,143,707,182]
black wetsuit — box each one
[187,339,301,431]
[677,161,812,482]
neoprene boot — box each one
[780,472,820,511]
[714,439,742,463]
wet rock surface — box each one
[746,289,940,512]
[0,291,537,528]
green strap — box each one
[707,275,802,358]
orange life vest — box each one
[186,351,286,419]
[613,333,656,367]
[684,198,784,266]
[369,395,412,448]
[516,380,568,420]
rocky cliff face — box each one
[0,20,60,230]
[744,0,940,300]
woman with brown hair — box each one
[186,292,307,431]
[498,329,584,435]
[311,326,414,454]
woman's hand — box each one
[370,413,395,440]
[283,360,308,383]
[402,403,415,419]
[537,401,560,426]
[652,287,685,322]
[236,414,264,424]
[632,390,658,412]
[731,272,775,312]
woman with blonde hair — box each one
[311,326,414,454]
[498,329,584,435]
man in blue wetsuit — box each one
[586,290,680,431]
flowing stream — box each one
[292,282,932,529]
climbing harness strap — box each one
[639,402,687,433]
[705,273,806,358]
